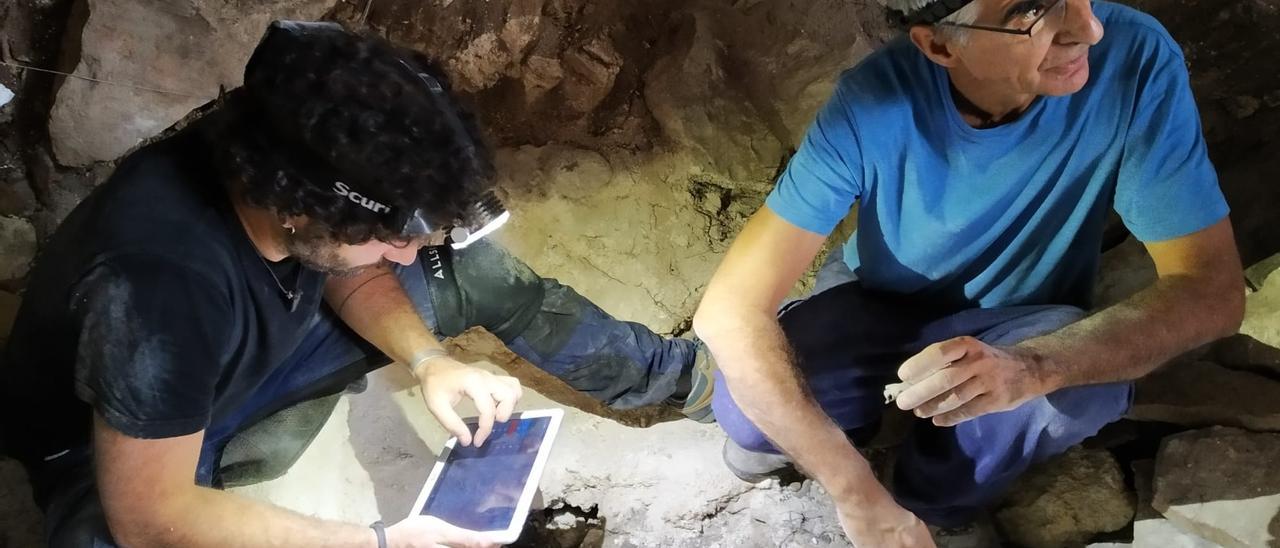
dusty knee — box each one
[426,241,545,339]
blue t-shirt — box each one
[766,1,1228,309]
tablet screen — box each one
[420,416,552,531]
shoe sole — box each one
[722,439,792,483]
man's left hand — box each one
[893,337,1053,427]
[415,357,523,447]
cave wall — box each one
[2,2,1280,547]
[2,1,1277,329]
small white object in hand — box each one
[883,382,909,404]
[0,84,14,109]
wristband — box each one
[370,520,387,548]
[409,348,450,374]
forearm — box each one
[1023,273,1244,390]
[694,308,884,503]
[118,486,374,548]
[324,264,445,377]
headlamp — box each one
[394,190,510,249]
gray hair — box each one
[934,1,981,46]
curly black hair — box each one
[205,21,495,245]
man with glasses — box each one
[1,22,713,547]
[694,0,1243,546]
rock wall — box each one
[320,0,890,332]
[47,0,340,166]
[1,0,1279,547]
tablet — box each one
[409,408,564,543]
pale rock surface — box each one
[1129,360,1280,431]
[1153,427,1280,548]
[234,357,855,547]
[1241,256,1280,374]
[48,0,338,166]
[1246,253,1280,289]
[1132,460,1221,548]
[995,446,1135,548]
[491,145,726,334]
[0,215,37,281]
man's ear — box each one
[908,25,961,68]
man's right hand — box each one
[836,494,935,548]
[414,356,523,447]
[386,516,498,548]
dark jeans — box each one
[712,250,1133,527]
[34,241,695,546]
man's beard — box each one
[284,227,386,277]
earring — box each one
[284,224,296,235]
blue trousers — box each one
[711,250,1133,526]
[36,241,694,547]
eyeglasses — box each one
[937,0,1066,36]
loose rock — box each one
[48,0,338,166]
[1240,262,1280,376]
[1129,360,1280,431]
[1131,460,1219,548]
[995,446,1135,548]
[1153,427,1280,548]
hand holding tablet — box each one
[409,409,565,545]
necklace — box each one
[255,251,303,313]
[230,200,303,312]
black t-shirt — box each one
[0,121,327,465]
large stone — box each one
[48,0,338,166]
[0,215,37,281]
[1153,427,1280,548]
[1129,360,1280,431]
[1245,253,1280,290]
[1131,460,1220,548]
[1240,262,1280,374]
[995,446,1136,548]
[1207,334,1280,377]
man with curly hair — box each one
[694,0,1244,546]
[0,21,712,547]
